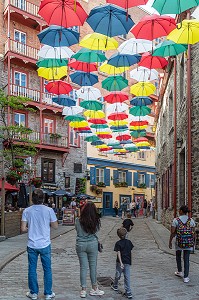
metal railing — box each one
[5,39,38,60]
[5,0,40,18]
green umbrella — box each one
[84,135,100,142]
[102,76,128,91]
[107,141,120,146]
[80,100,103,111]
[112,128,127,133]
[125,146,139,152]
[111,145,123,149]
[152,0,199,15]
[90,124,109,129]
[71,48,106,63]
[36,58,68,68]
[152,40,188,57]
[130,130,147,138]
[65,115,85,121]
[129,106,151,116]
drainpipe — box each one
[173,58,177,217]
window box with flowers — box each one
[6,170,22,185]
[31,177,42,188]
[96,188,102,195]
[114,182,128,188]
[97,182,106,187]
[138,183,147,189]
[90,185,98,192]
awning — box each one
[53,189,75,197]
[0,180,19,191]
[76,193,95,199]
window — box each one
[44,118,54,134]
[74,163,82,173]
[14,71,27,95]
[118,171,126,183]
[96,168,104,183]
[137,151,146,160]
[43,80,49,93]
[41,158,55,183]
[14,112,26,126]
[138,173,145,185]
[14,30,26,54]
[70,128,78,146]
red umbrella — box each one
[99,147,112,152]
[68,59,97,72]
[108,112,128,121]
[133,137,148,143]
[0,180,19,191]
[73,127,91,131]
[97,134,112,139]
[116,134,131,141]
[130,120,148,126]
[138,52,168,69]
[88,119,107,124]
[131,14,176,40]
[45,80,72,95]
[106,0,149,9]
[38,0,88,27]
[104,92,129,104]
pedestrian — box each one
[122,213,134,233]
[75,201,104,298]
[51,203,58,216]
[129,200,136,218]
[169,205,195,283]
[143,199,148,218]
[121,198,128,220]
[135,201,140,218]
[114,201,119,217]
[70,197,77,209]
[21,189,58,300]
[111,227,134,299]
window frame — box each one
[137,151,146,160]
[138,173,145,185]
[96,168,104,183]
[43,117,56,134]
[41,158,55,183]
[118,170,126,183]
[74,163,82,173]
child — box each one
[122,213,134,232]
[111,227,134,299]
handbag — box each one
[98,241,103,253]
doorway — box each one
[103,192,113,216]
[133,194,145,216]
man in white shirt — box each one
[21,189,58,300]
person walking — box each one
[143,199,148,218]
[122,213,134,233]
[111,227,134,299]
[135,201,140,218]
[121,198,128,220]
[129,200,136,218]
[75,202,104,298]
[169,205,195,283]
[21,189,58,300]
[114,201,119,217]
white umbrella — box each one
[191,6,199,20]
[78,132,93,137]
[106,103,129,113]
[38,45,74,59]
[118,38,153,55]
[128,115,149,122]
[76,86,102,100]
[62,106,84,116]
[130,67,159,82]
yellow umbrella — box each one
[135,141,150,147]
[167,19,199,45]
[130,125,148,130]
[37,66,67,80]
[79,33,118,51]
[96,131,111,135]
[95,144,108,149]
[109,120,128,126]
[99,62,129,75]
[84,110,105,118]
[69,121,88,128]
[130,82,156,96]
[114,149,127,153]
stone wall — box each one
[4,211,22,238]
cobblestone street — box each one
[0,217,199,300]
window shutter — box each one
[151,174,155,188]
[90,167,96,185]
[127,171,132,186]
[104,168,110,186]
[133,172,138,187]
[146,173,150,187]
[113,170,118,184]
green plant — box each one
[6,170,22,184]
[49,133,62,139]
[96,188,102,195]
[31,177,42,187]
[138,183,147,189]
[120,181,128,187]
[97,182,106,187]
[90,185,98,192]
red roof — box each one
[0,180,19,191]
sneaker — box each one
[45,292,55,300]
[124,292,133,299]
[184,277,190,283]
[26,292,38,300]
[80,290,87,298]
[89,288,104,296]
[175,271,183,278]
[111,282,118,291]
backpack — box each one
[176,218,194,249]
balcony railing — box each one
[5,0,40,18]
[5,39,39,60]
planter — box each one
[138,183,146,189]
[114,182,128,188]
[97,182,106,187]
[96,188,102,195]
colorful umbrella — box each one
[52,95,76,106]
[65,115,85,122]
[130,130,146,138]
[76,86,102,100]
[74,126,91,131]
[91,140,104,145]
[130,120,148,126]
[84,110,105,118]
[45,80,72,95]
[109,120,128,126]
[70,71,98,86]
[69,120,88,128]
[108,53,141,67]
[37,25,79,47]
[79,33,118,51]
[84,135,100,142]
[130,67,159,82]
[86,4,135,37]
[99,147,113,152]
[88,118,107,124]
[133,137,148,143]
[99,63,129,75]
[152,0,199,15]
[135,141,150,147]
[167,20,199,45]
[138,52,168,69]
[37,66,67,80]
[131,14,176,40]
[97,134,112,139]
[102,76,128,91]
[108,112,128,120]
[90,124,109,129]
[104,92,128,103]
[124,144,138,151]
[130,125,147,130]
[62,105,83,116]
[106,103,129,113]
[130,96,153,106]
[116,134,131,141]
[110,125,128,131]
[38,0,88,27]
[130,82,156,96]
[38,45,74,59]
[118,38,153,55]
[152,40,188,57]
[36,58,68,68]
[72,48,106,63]
[107,139,120,146]
[68,59,97,72]
[80,100,103,111]
[107,0,149,9]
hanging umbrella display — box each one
[108,53,141,67]
[131,14,176,40]
[130,120,148,126]
[192,6,199,20]
[118,38,153,55]
[38,45,74,59]
[74,126,91,131]
[45,80,72,95]
[138,52,168,69]
[69,120,89,128]
[68,59,97,72]
[70,71,98,86]
[130,96,153,106]
[84,110,105,119]
[76,86,101,100]
[38,0,88,27]
[116,134,131,141]
[133,137,148,143]
[130,125,148,130]
[62,105,83,116]
[88,118,107,124]
[130,82,156,96]
[91,140,104,145]
[152,0,199,15]
[102,76,128,91]
[99,63,129,75]
[129,106,151,116]
[80,100,103,111]
[90,124,109,129]
[84,135,100,142]
[95,144,109,149]
[106,103,129,113]
[37,66,67,80]
[104,92,128,103]
[86,4,135,37]
[109,120,128,126]
[72,48,106,63]
[130,67,158,82]
[135,141,151,147]
[80,33,118,51]
[130,130,146,138]
[152,40,188,57]
[52,95,76,106]
[38,25,79,47]
[36,58,68,68]
[107,139,120,146]
[108,112,128,120]
[167,20,199,45]
[107,0,149,9]
[97,133,112,139]
[124,143,138,151]
[110,125,129,131]
[65,115,85,122]
[99,147,113,152]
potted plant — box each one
[96,188,102,195]
[31,177,42,188]
[97,182,106,187]
[114,183,120,188]
[138,183,147,189]
[120,182,128,187]
[6,170,22,185]
[49,133,62,139]
[90,185,97,192]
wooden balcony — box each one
[5,39,39,63]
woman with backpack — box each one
[169,205,195,283]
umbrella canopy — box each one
[80,33,118,51]
[130,96,153,106]
[130,120,148,126]
[192,6,199,20]
[76,86,101,100]
[80,100,103,111]
[74,126,91,131]
[38,25,79,47]
[88,118,107,124]
[65,114,85,121]
[102,76,128,91]
[108,112,128,120]
[90,124,109,129]
[129,106,151,116]
[108,53,141,67]
[167,20,199,45]
[152,0,199,15]
[107,0,149,9]
[99,62,129,75]
[130,130,146,137]
[84,135,100,142]
[36,58,68,68]
[0,180,19,191]
[45,80,72,95]
[70,71,98,86]
[130,67,159,82]
[104,92,128,103]
[116,134,131,141]
[91,140,104,145]
[106,103,129,113]
[109,120,128,126]
[97,133,112,139]
[68,59,97,72]
[38,45,74,59]
[84,110,105,118]
[52,95,76,106]
[62,105,83,116]
[131,14,176,40]
[86,4,135,37]
[130,125,147,130]
[69,120,89,128]
[110,125,128,131]
[152,40,188,57]
[37,66,67,80]
[135,141,151,147]
[38,0,88,27]
[130,82,156,96]
[138,52,168,69]
[133,137,148,143]
[72,48,106,63]
[118,38,153,55]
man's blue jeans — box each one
[176,250,191,278]
[27,245,52,295]
[113,262,132,294]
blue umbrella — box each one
[130,97,153,106]
[110,125,128,130]
[70,71,98,86]
[86,4,135,37]
[120,140,132,145]
[38,25,79,47]
[91,140,104,146]
[52,95,76,106]
[108,53,141,67]
[76,130,92,134]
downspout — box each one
[173,58,177,217]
